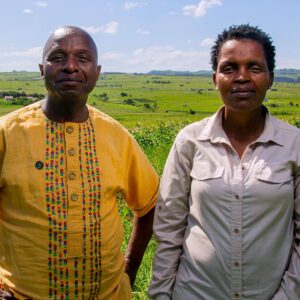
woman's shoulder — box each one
[175,115,213,143]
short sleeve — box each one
[121,134,159,217]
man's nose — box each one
[62,56,78,73]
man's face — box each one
[39,28,101,102]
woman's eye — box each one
[222,66,234,73]
[251,66,262,73]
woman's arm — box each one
[149,138,192,299]
[272,166,300,299]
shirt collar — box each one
[255,108,284,146]
[197,106,284,146]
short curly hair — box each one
[210,24,276,72]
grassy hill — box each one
[0,71,299,128]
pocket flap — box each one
[255,163,292,183]
[190,160,224,180]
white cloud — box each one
[183,0,222,18]
[200,37,214,47]
[10,47,43,58]
[36,1,48,7]
[123,1,147,10]
[96,45,212,73]
[23,9,33,14]
[136,28,150,35]
[102,21,119,34]
[0,47,43,71]
[82,21,119,35]
[125,46,210,72]
[100,52,125,60]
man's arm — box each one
[124,207,155,286]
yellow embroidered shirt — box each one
[0,101,159,299]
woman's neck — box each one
[222,106,266,158]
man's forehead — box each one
[43,28,98,58]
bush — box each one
[124,99,135,105]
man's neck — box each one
[41,97,89,123]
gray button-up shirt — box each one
[149,108,300,300]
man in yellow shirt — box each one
[0,26,159,299]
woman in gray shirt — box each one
[149,24,300,300]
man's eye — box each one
[50,54,65,62]
[78,55,90,62]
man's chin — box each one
[57,90,85,100]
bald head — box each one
[42,26,98,62]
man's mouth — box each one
[56,78,83,83]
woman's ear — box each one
[268,72,274,89]
[213,72,219,90]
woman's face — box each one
[213,39,273,113]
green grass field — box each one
[0,72,299,299]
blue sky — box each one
[0,0,299,73]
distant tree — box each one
[124,99,135,105]
[120,92,128,97]
[98,93,109,102]
[144,103,151,109]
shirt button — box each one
[233,228,240,234]
[242,166,245,171]
[68,148,75,156]
[66,126,74,134]
[71,193,79,201]
[235,194,239,200]
[234,261,240,267]
[35,161,44,170]
[68,172,76,180]
[234,292,240,298]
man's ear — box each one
[39,64,44,78]
[96,65,101,80]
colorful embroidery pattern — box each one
[80,119,102,298]
[45,119,101,299]
[46,121,68,299]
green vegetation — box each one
[0,71,299,299]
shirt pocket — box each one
[190,160,224,181]
[255,163,293,184]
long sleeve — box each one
[149,136,192,299]
[272,164,300,300]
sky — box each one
[0,0,299,73]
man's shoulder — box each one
[0,101,41,126]
[87,105,129,134]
